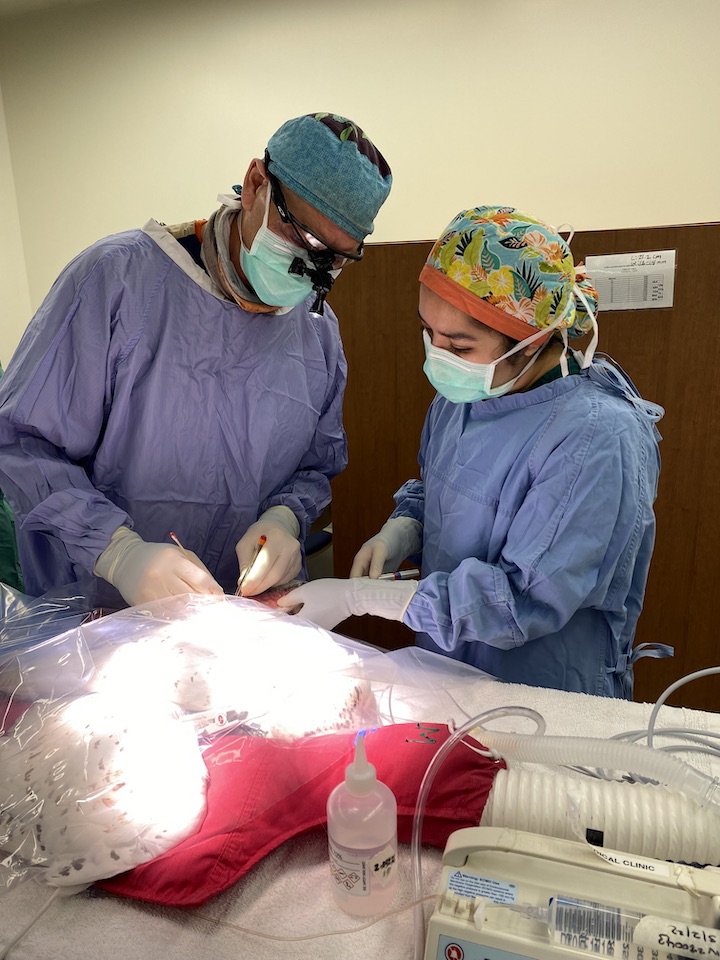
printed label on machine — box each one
[447,870,517,903]
[435,934,531,960]
[590,847,671,877]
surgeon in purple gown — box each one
[0,113,392,606]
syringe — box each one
[507,895,645,956]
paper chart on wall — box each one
[584,249,676,311]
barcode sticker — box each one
[551,896,657,959]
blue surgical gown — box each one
[0,221,348,597]
[394,361,663,697]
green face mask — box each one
[422,330,541,403]
[240,189,316,308]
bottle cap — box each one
[345,733,377,796]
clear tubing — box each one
[410,707,545,960]
[476,730,720,812]
[481,767,720,865]
[646,667,720,749]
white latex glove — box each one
[276,577,418,631]
[349,516,423,579]
[93,526,223,606]
[236,505,302,596]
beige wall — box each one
[0,85,31,368]
[1,0,719,365]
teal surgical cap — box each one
[266,112,392,242]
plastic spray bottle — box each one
[327,731,398,917]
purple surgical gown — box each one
[394,360,664,697]
[0,221,348,597]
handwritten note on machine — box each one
[585,250,676,311]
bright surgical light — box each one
[0,595,380,890]
[3,691,207,887]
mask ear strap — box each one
[574,285,599,369]
[556,222,576,247]
[217,187,244,212]
[560,327,570,377]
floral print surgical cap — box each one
[420,206,598,342]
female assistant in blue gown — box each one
[280,206,668,697]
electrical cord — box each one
[647,667,720,749]
[564,667,720,782]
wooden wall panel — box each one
[571,225,720,710]
[328,243,432,651]
[327,226,720,711]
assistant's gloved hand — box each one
[93,526,223,606]
[236,505,302,596]
[349,516,423,578]
[276,577,418,631]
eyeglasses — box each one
[264,158,364,270]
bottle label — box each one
[328,836,397,897]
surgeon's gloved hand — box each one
[349,516,423,579]
[236,505,302,596]
[93,526,223,606]
[276,577,418,631]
